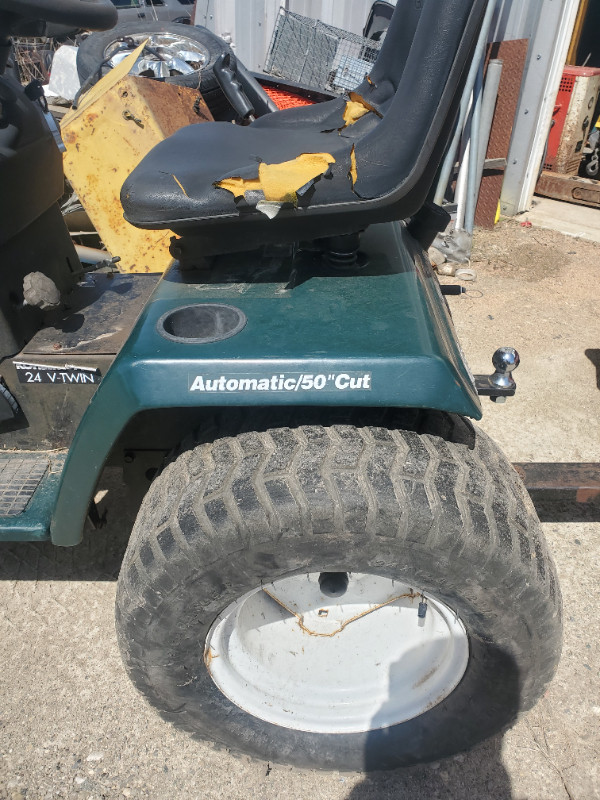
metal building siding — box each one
[494,0,581,214]
[492,0,542,42]
[289,0,375,33]
[195,0,377,70]
[196,1,554,92]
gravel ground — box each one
[0,218,599,800]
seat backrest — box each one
[359,0,426,106]
[352,0,488,200]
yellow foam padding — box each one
[349,144,357,187]
[216,153,336,204]
[340,92,383,131]
[216,175,262,198]
[342,99,371,128]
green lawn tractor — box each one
[0,0,561,772]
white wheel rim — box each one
[205,572,469,734]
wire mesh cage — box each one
[12,38,62,85]
[264,9,382,94]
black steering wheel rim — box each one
[0,0,117,31]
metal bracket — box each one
[87,500,107,530]
[453,156,507,175]
[514,463,600,506]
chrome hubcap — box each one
[104,33,209,79]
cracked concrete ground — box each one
[0,218,599,800]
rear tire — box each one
[116,410,562,771]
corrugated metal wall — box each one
[492,0,580,214]
[492,0,542,42]
[195,0,546,74]
[194,0,379,70]
[285,0,377,34]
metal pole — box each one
[454,91,474,231]
[464,60,484,234]
[74,245,110,264]
[454,85,473,232]
[454,138,471,231]
[433,0,498,206]
[465,58,503,233]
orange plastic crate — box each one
[262,85,315,110]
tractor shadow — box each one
[344,736,513,799]
[344,645,516,799]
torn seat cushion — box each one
[122,106,372,228]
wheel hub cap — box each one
[105,33,209,79]
[205,573,469,733]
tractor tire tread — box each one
[116,409,561,768]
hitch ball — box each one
[492,347,520,375]
[491,347,519,403]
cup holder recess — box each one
[157,304,247,344]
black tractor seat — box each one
[121,0,487,256]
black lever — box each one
[213,52,255,123]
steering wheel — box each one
[0,0,117,31]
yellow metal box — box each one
[62,56,212,274]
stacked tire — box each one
[76,22,232,118]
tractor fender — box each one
[50,222,481,545]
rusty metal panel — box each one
[514,462,600,505]
[536,170,600,207]
[475,39,528,230]
[23,273,159,355]
[62,74,212,274]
